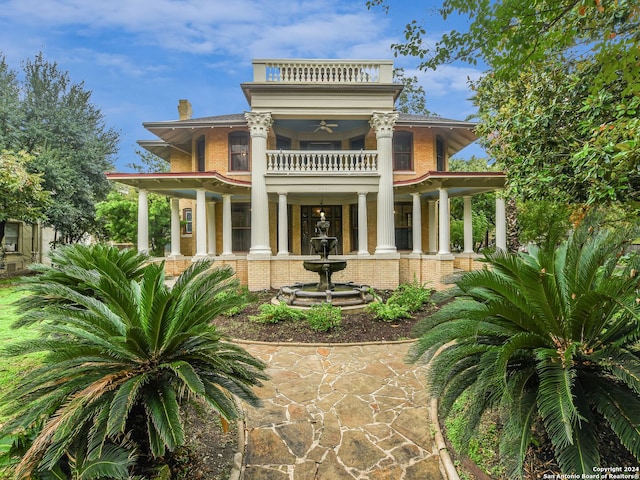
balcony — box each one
[252,59,394,84]
[266,150,378,174]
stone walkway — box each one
[239,341,445,480]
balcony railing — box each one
[253,59,394,84]
[266,150,378,173]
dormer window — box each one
[229,131,250,171]
[393,131,413,171]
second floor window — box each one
[393,131,413,171]
[436,135,446,171]
[196,136,205,172]
[229,132,250,171]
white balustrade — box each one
[253,59,393,84]
[266,150,378,173]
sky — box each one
[0,0,487,171]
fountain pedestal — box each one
[275,213,373,309]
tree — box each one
[96,187,171,256]
[0,150,50,244]
[126,149,169,174]
[393,67,434,115]
[1,251,267,478]
[0,52,120,245]
[368,1,640,211]
[409,213,640,476]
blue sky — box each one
[0,0,486,171]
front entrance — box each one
[301,205,343,255]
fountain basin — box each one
[302,259,347,291]
[276,282,375,310]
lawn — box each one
[0,280,43,419]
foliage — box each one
[0,52,119,244]
[250,301,306,324]
[0,258,267,478]
[369,1,639,212]
[0,150,50,243]
[366,300,411,323]
[13,243,148,327]
[388,280,432,313]
[409,212,640,477]
[306,302,342,332]
[474,57,639,208]
[516,200,573,249]
[393,67,434,115]
[216,286,253,317]
[96,187,171,256]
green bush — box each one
[250,301,306,324]
[366,300,411,322]
[307,302,341,332]
[388,279,432,313]
[216,286,254,317]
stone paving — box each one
[239,341,445,480]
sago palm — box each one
[0,259,267,479]
[14,243,149,327]
[409,217,640,477]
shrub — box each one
[217,286,254,317]
[366,300,411,322]
[0,259,267,478]
[250,301,306,324]
[307,302,341,332]
[408,212,640,477]
[388,279,432,313]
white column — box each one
[195,188,207,257]
[412,192,423,255]
[222,194,233,256]
[245,111,273,256]
[495,195,507,251]
[428,200,437,253]
[207,201,216,256]
[357,192,369,255]
[463,196,474,254]
[137,188,149,254]
[370,111,399,254]
[438,187,451,255]
[170,198,181,256]
[277,192,288,256]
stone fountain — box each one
[276,211,373,309]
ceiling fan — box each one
[313,120,338,133]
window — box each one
[350,204,358,253]
[393,131,413,171]
[394,202,413,250]
[3,223,19,252]
[229,132,250,171]
[349,136,365,150]
[196,136,205,172]
[300,141,341,150]
[436,135,446,171]
[232,203,251,252]
[276,135,291,150]
[182,208,192,235]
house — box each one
[107,59,506,291]
[0,221,53,275]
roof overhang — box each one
[396,117,478,156]
[105,171,251,199]
[394,171,506,198]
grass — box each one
[0,280,43,421]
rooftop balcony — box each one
[252,59,394,84]
[266,150,378,174]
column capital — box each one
[244,111,273,138]
[369,111,398,138]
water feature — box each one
[276,211,373,309]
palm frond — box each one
[143,386,184,453]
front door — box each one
[301,205,343,255]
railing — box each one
[266,150,378,173]
[253,59,394,84]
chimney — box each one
[177,99,192,120]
